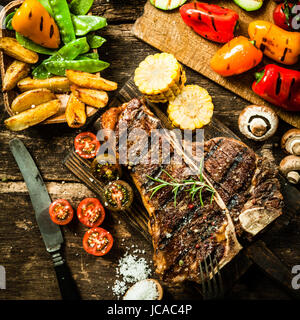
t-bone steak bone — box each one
[100,98,283,284]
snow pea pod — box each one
[49,0,76,44]
[87,34,106,49]
[44,59,110,75]
[32,37,89,79]
[69,0,94,15]
[71,15,107,36]
[76,52,99,60]
[37,0,53,16]
[16,32,57,56]
[4,11,15,30]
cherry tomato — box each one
[83,227,113,256]
[74,132,100,159]
[104,180,133,211]
[49,199,74,225]
[90,153,122,183]
[77,198,105,228]
[273,2,299,31]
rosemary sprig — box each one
[147,162,215,207]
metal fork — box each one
[199,254,224,300]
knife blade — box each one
[10,138,63,252]
[9,138,80,300]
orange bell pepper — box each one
[210,36,263,77]
[248,20,300,65]
[12,0,60,49]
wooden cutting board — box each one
[64,75,300,297]
[132,0,300,129]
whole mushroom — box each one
[238,105,279,141]
[281,129,300,156]
[279,155,300,184]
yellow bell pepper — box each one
[248,20,300,65]
[12,0,60,49]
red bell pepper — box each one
[180,2,239,43]
[252,64,300,111]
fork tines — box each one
[199,253,224,300]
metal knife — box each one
[9,138,80,300]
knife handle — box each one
[52,251,81,300]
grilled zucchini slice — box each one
[150,0,187,10]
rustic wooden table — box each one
[0,0,300,300]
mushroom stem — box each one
[249,118,267,137]
[238,105,278,141]
[279,155,300,185]
[287,171,300,184]
[281,129,300,155]
[291,142,300,156]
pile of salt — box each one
[123,279,159,300]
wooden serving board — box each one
[132,0,300,129]
[0,0,98,124]
[64,75,300,298]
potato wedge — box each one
[11,89,56,113]
[4,99,60,131]
[71,85,108,108]
[65,93,86,128]
[0,37,39,64]
[18,77,70,93]
[2,60,30,92]
[66,70,118,91]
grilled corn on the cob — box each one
[167,85,214,130]
[134,53,186,103]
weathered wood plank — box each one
[0,0,146,23]
[0,0,300,300]
[0,182,155,300]
[0,181,299,300]
[0,22,293,181]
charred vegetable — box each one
[248,20,300,65]
[104,180,133,211]
[90,154,122,183]
[252,64,300,111]
[180,2,239,43]
[12,0,61,49]
[210,36,263,77]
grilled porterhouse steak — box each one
[100,98,283,283]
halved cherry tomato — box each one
[74,132,100,159]
[49,199,74,225]
[104,180,133,211]
[90,153,122,183]
[77,198,105,228]
[83,227,113,256]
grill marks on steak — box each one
[101,99,236,283]
[151,195,227,282]
[100,98,282,283]
[204,138,283,236]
